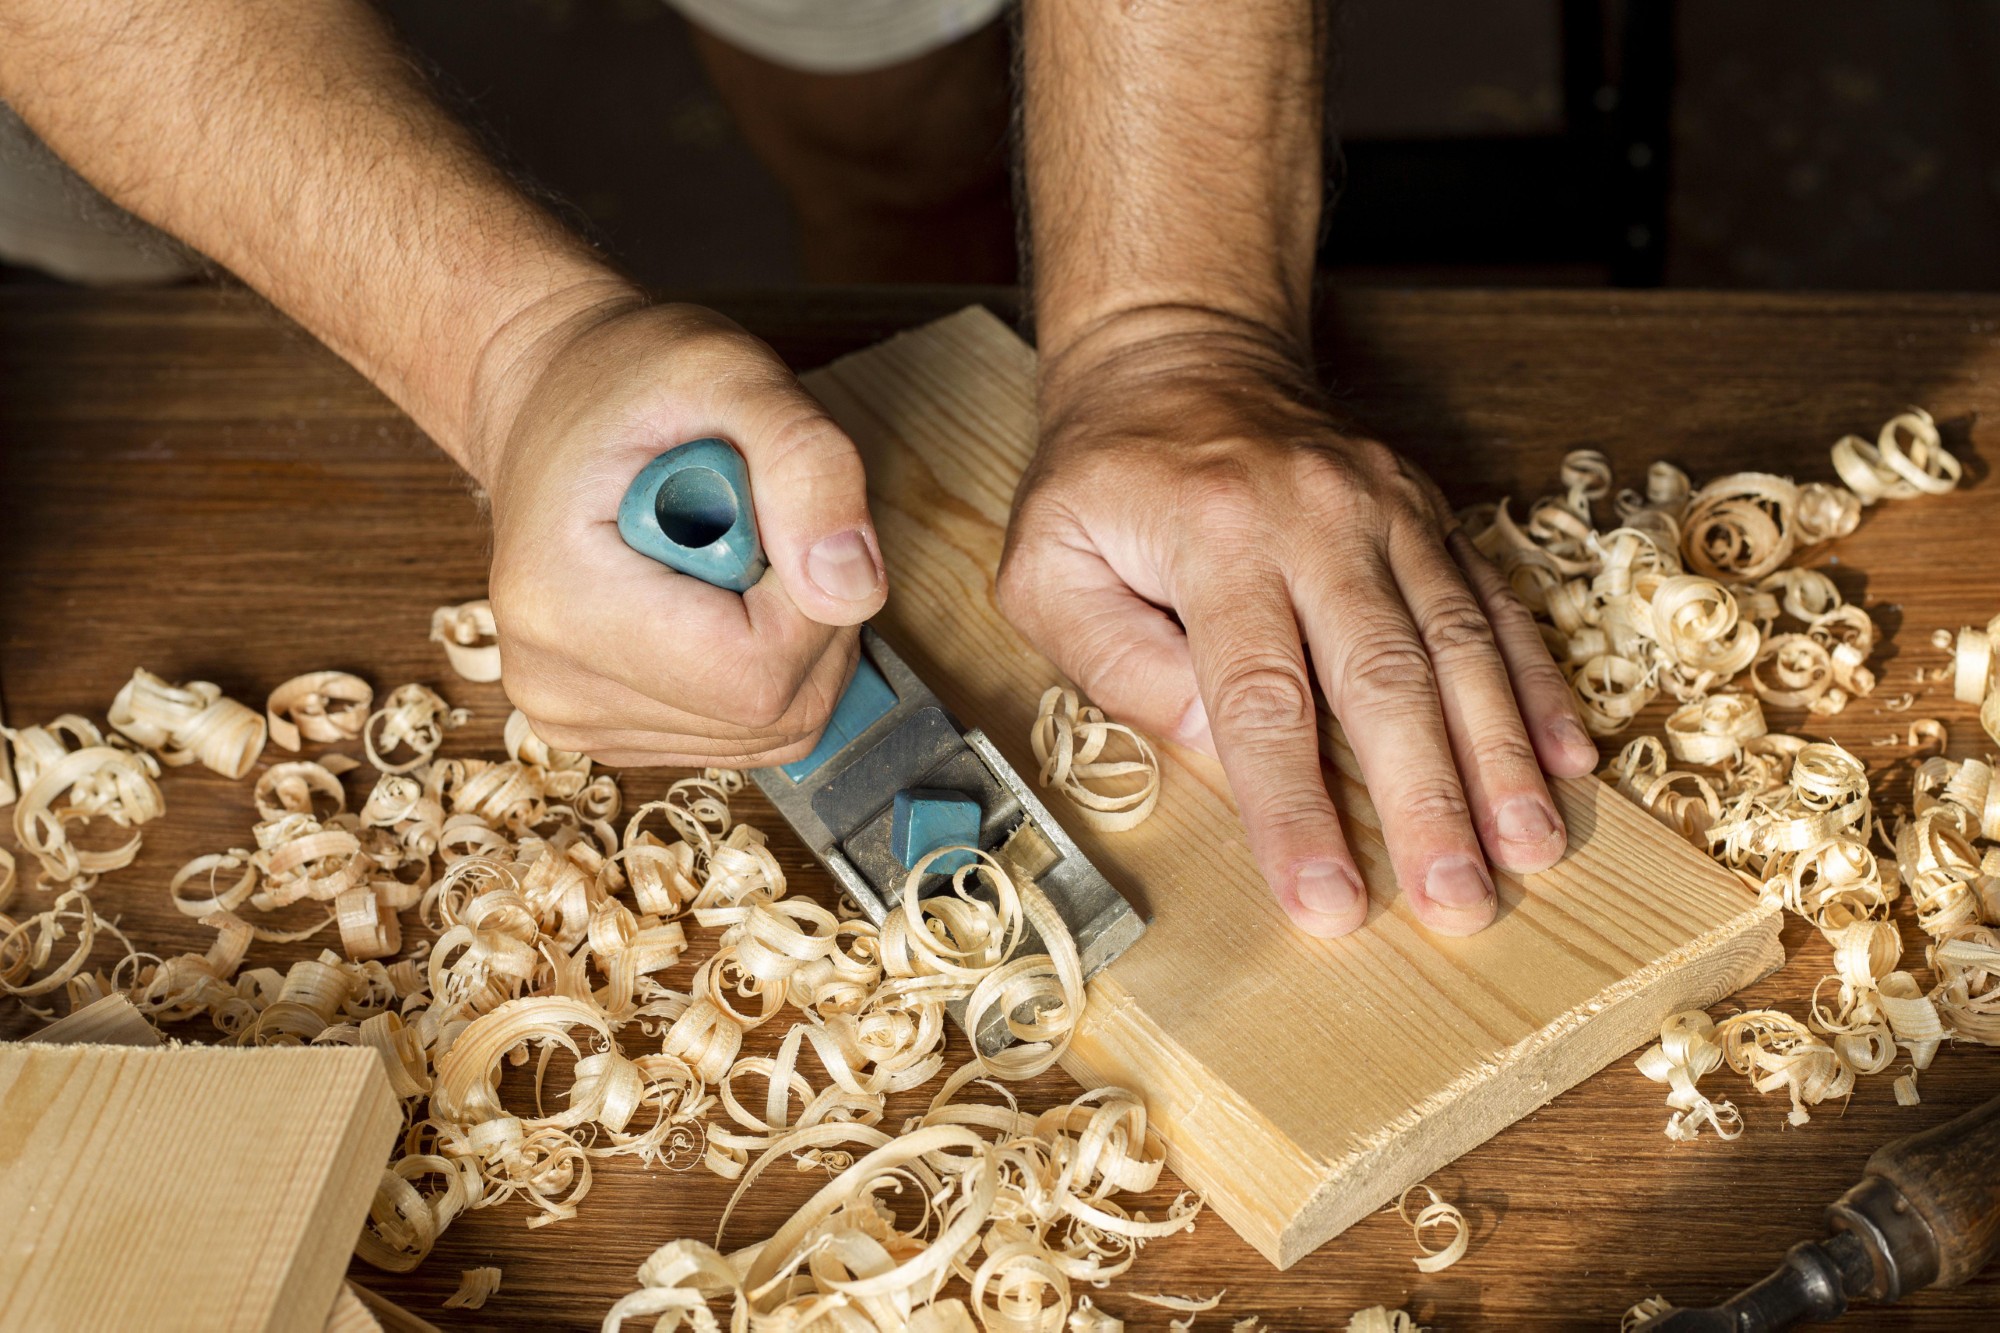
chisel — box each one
[1634,1091,2000,1330]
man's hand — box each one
[1000,324,1600,937]
[474,303,886,768]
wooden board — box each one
[0,1044,401,1332]
[802,307,1786,1267]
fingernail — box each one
[1552,715,1596,759]
[806,530,880,603]
[1497,798,1558,847]
[1295,860,1360,916]
[1425,855,1493,909]
[1176,696,1214,753]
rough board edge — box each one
[1066,899,1782,1269]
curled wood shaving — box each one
[431,599,502,683]
[1664,691,1765,768]
[1348,1308,1421,1333]
[267,671,373,751]
[1635,1011,1741,1141]
[1622,1297,1672,1331]
[108,669,266,779]
[1681,472,1799,581]
[444,1266,502,1310]
[1069,1298,1122,1331]
[365,684,465,774]
[5,717,164,887]
[1393,1184,1468,1273]
[1830,408,1961,504]
[1,888,131,998]
[1031,687,1160,831]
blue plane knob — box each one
[617,438,897,782]
[616,437,768,592]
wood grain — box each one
[0,1044,400,1332]
[4,287,1999,1326]
[801,308,1782,1266]
[30,993,162,1047]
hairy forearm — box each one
[1021,0,1324,379]
[0,0,636,475]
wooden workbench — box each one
[3,286,1998,1330]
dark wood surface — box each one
[4,286,2000,1330]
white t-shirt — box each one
[665,0,1011,74]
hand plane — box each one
[1634,1090,2000,1331]
[617,439,1148,1044]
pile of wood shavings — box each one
[0,628,1207,1328]
[1469,408,2000,1134]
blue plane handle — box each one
[616,437,768,593]
[616,439,898,782]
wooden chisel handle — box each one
[1859,1091,2000,1288]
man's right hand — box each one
[474,303,888,769]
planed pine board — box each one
[0,1044,399,1331]
[801,306,1785,1268]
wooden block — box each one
[0,1044,400,1331]
[31,993,163,1048]
[801,307,1786,1268]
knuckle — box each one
[1515,652,1572,697]
[1210,663,1315,738]
[1343,641,1437,698]
[1467,729,1542,777]
[1392,777,1472,828]
[1422,600,1499,660]
[764,410,861,488]
[1180,460,1265,530]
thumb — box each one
[1003,540,1211,754]
[738,380,887,627]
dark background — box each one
[365,0,2000,293]
[5,0,1999,292]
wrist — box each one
[1035,304,1324,430]
[456,272,647,488]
